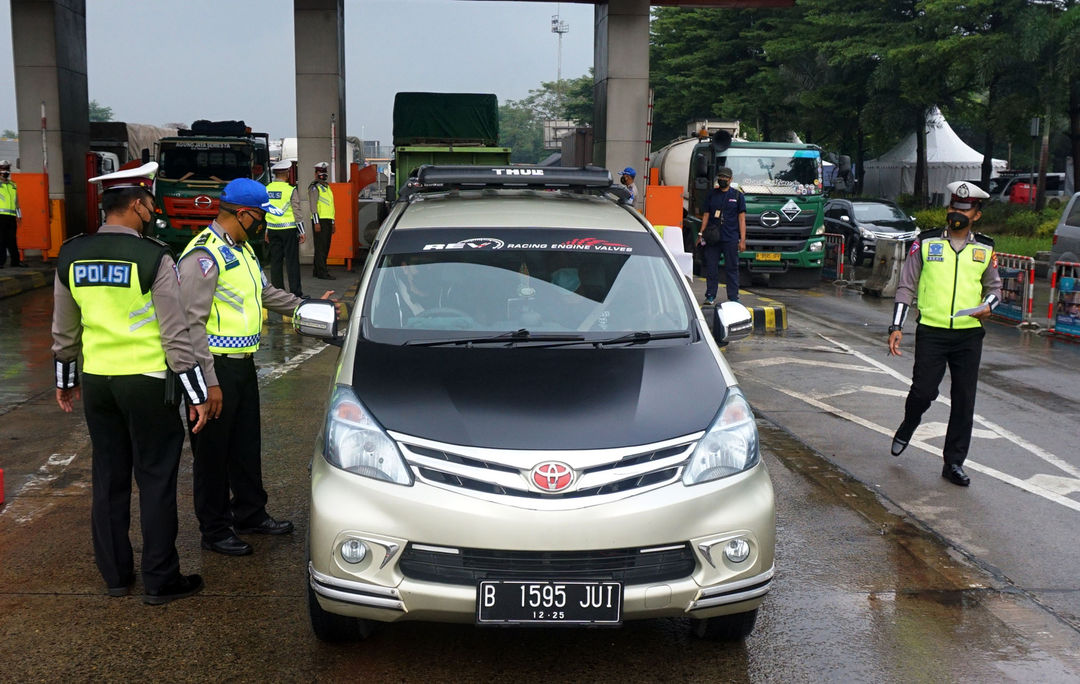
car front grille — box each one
[394,436,696,502]
[399,543,696,586]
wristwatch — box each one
[888,325,902,334]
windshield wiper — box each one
[591,331,692,347]
[405,328,587,347]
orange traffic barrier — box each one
[327,181,358,270]
[644,184,682,230]
[11,173,50,254]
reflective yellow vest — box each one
[917,231,993,330]
[0,181,17,216]
[265,181,296,230]
[181,227,264,353]
[315,183,335,220]
[58,233,169,375]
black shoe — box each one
[890,437,908,457]
[201,535,253,556]
[235,517,293,535]
[942,464,971,487]
[107,577,135,597]
[144,574,204,605]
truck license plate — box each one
[477,580,622,625]
[756,252,781,261]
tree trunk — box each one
[914,110,929,207]
[982,78,997,187]
[856,124,866,197]
[1037,112,1050,212]
[1071,78,1080,195]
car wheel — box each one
[307,568,376,642]
[691,608,759,641]
[847,239,862,267]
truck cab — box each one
[151,121,271,254]
[685,136,826,288]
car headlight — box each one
[682,387,760,486]
[859,226,875,239]
[324,384,412,485]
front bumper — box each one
[308,454,776,624]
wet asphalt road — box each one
[3,275,1080,681]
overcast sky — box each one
[0,0,595,145]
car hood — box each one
[859,219,915,232]
[349,336,727,450]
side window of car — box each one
[1066,198,1080,228]
[825,206,844,220]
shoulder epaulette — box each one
[60,232,90,246]
[918,228,944,241]
[142,234,169,249]
[973,232,995,248]
[193,231,211,247]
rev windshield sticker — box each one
[556,237,631,252]
[397,229,657,256]
[423,237,505,251]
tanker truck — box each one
[652,131,826,288]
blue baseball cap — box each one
[220,178,284,216]
[621,167,636,179]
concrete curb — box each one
[691,276,788,333]
[0,267,51,299]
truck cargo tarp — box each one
[89,121,178,162]
[393,93,499,146]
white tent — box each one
[863,107,1007,204]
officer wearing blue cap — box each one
[888,180,1000,487]
[52,161,211,604]
[177,177,334,556]
[619,167,638,205]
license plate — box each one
[755,252,781,261]
[477,580,622,625]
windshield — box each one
[158,141,255,182]
[723,147,822,196]
[852,202,908,222]
[363,230,692,344]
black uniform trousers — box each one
[703,240,740,301]
[898,324,985,466]
[0,214,19,267]
[267,228,303,297]
[82,373,184,593]
[313,219,333,277]
[188,355,269,542]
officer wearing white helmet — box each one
[887,180,1001,487]
[51,161,211,604]
[265,160,305,297]
[0,159,22,267]
[308,161,335,280]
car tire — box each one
[691,608,759,641]
[847,239,862,267]
[307,568,376,642]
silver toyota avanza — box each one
[294,166,775,643]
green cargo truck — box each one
[151,120,271,254]
[657,132,827,288]
[389,92,511,196]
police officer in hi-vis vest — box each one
[51,162,211,604]
[178,178,333,556]
[888,180,1001,487]
[265,160,305,297]
[308,161,335,280]
[0,159,22,267]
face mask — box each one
[134,201,153,233]
[946,211,970,231]
[717,179,731,190]
[241,211,265,241]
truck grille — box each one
[395,437,695,501]
[399,543,696,586]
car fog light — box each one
[340,539,368,564]
[723,538,750,563]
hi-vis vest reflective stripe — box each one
[0,182,16,216]
[265,181,296,229]
[316,184,335,220]
[917,235,992,329]
[181,228,264,353]
[60,236,168,375]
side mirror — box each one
[141,148,150,164]
[293,299,343,346]
[694,153,709,179]
[385,185,397,203]
[840,215,850,223]
[711,301,753,346]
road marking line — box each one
[257,343,327,385]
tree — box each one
[89,99,113,122]
[499,100,545,164]
[1,129,16,139]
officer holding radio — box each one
[887,180,1001,487]
[51,162,211,604]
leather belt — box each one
[213,352,253,360]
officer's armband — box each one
[54,358,78,389]
[891,301,909,332]
[178,365,209,405]
[983,294,999,310]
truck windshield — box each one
[159,142,254,181]
[364,246,691,344]
[724,148,822,196]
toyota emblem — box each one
[760,211,781,227]
[530,462,574,492]
[193,195,213,209]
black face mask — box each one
[717,179,731,190]
[946,211,970,231]
[242,212,265,241]
[134,201,154,233]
